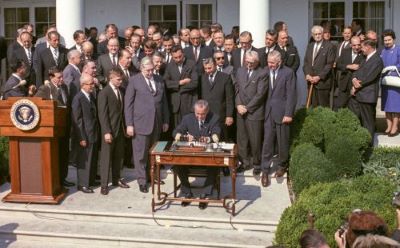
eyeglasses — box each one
[215,57,224,60]
[190,37,200,40]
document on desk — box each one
[213,142,235,150]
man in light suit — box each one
[96,37,119,87]
[71,74,99,193]
[200,58,234,141]
[163,45,198,129]
[235,51,268,173]
[183,29,213,76]
[173,100,221,209]
[334,36,364,110]
[260,51,296,186]
[35,67,74,187]
[125,56,169,193]
[34,31,68,87]
[8,32,36,86]
[348,39,383,141]
[303,25,335,107]
[97,69,129,195]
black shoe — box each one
[222,167,230,176]
[139,184,148,193]
[181,192,193,207]
[199,194,208,210]
[253,167,261,176]
[63,180,75,187]
[112,179,130,188]
[100,186,109,195]
[77,186,94,193]
[95,175,101,181]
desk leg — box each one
[231,163,237,216]
[150,155,156,213]
[157,163,161,201]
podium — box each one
[0,97,67,204]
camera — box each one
[392,192,400,208]
[338,221,349,237]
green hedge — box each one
[275,174,396,248]
[0,137,9,184]
[289,107,370,195]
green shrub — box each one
[0,137,9,184]
[275,174,396,248]
[363,147,400,186]
[290,143,337,194]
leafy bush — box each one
[363,147,400,186]
[289,108,370,194]
[290,143,336,194]
[0,137,9,184]
[275,174,396,248]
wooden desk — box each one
[150,141,238,215]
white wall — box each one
[85,0,143,35]
[216,0,239,34]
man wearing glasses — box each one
[183,29,213,75]
[232,31,257,72]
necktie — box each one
[116,88,122,106]
[271,70,276,89]
[112,54,116,66]
[26,48,32,64]
[199,120,204,130]
[194,46,198,61]
[217,66,222,72]
[57,87,66,106]
[242,50,246,67]
[146,79,155,95]
[352,53,357,63]
[166,53,170,63]
[209,75,214,86]
[124,69,129,78]
[178,65,182,74]
[247,69,252,80]
[53,48,59,65]
[312,43,320,66]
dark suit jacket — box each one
[97,37,125,56]
[352,52,384,103]
[232,46,258,71]
[200,71,234,121]
[9,46,36,85]
[258,46,285,68]
[34,46,68,87]
[97,84,125,137]
[117,64,136,92]
[71,91,99,144]
[336,40,351,59]
[124,73,169,135]
[35,82,70,107]
[303,40,335,90]
[0,36,6,62]
[265,66,296,123]
[235,66,268,121]
[172,112,221,139]
[163,58,198,114]
[281,44,300,73]
[96,53,117,86]
[183,45,213,75]
[336,48,365,92]
[7,41,22,65]
[63,64,82,100]
[2,75,28,99]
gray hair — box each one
[80,74,93,86]
[140,56,154,68]
[67,49,81,60]
[267,50,282,62]
[202,57,215,66]
[193,99,209,111]
[245,50,259,62]
[311,25,323,34]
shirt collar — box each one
[81,89,91,100]
[366,50,376,61]
[12,73,22,81]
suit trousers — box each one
[333,89,351,111]
[174,166,218,195]
[260,116,290,172]
[59,135,70,182]
[311,87,330,108]
[77,142,98,187]
[99,132,125,187]
[348,97,376,141]
[236,115,263,168]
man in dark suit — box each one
[96,37,119,87]
[8,32,36,86]
[34,31,68,87]
[200,26,215,47]
[348,39,383,141]
[125,57,169,193]
[336,26,352,59]
[303,25,335,107]
[232,31,258,72]
[1,61,33,100]
[71,74,99,193]
[173,100,221,209]
[277,30,300,73]
[223,35,236,66]
[334,36,364,110]
[258,29,284,68]
[161,36,174,65]
[260,51,296,186]
[183,29,213,76]
[69,30,87,53]
[97,24,125,56]
[200,57,234,141]
[164,45,198,128]
[235,51,268,173]
[63,50,82,101]
[6,28,24,66]
[117,49,135,91]
[35,67,74,187]
[97,69,129,195]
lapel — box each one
[209,72,218,90]
[314,41,325,61]
[245,68,257,87]
[270,67,283,95]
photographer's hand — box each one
[334,229,346,248]
[396,209,400,230]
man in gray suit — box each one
[97,69,129,195]
[71,74,99,193]
[63,50,82,100]
[1,60,33,100]
[96,37,119,87]
[260,51,296,187]
[164,45,198,129]
[125,56,170,193]
[235,51,268,173]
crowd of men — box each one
[0,19,384,208]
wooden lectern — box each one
[0,97,67,204]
